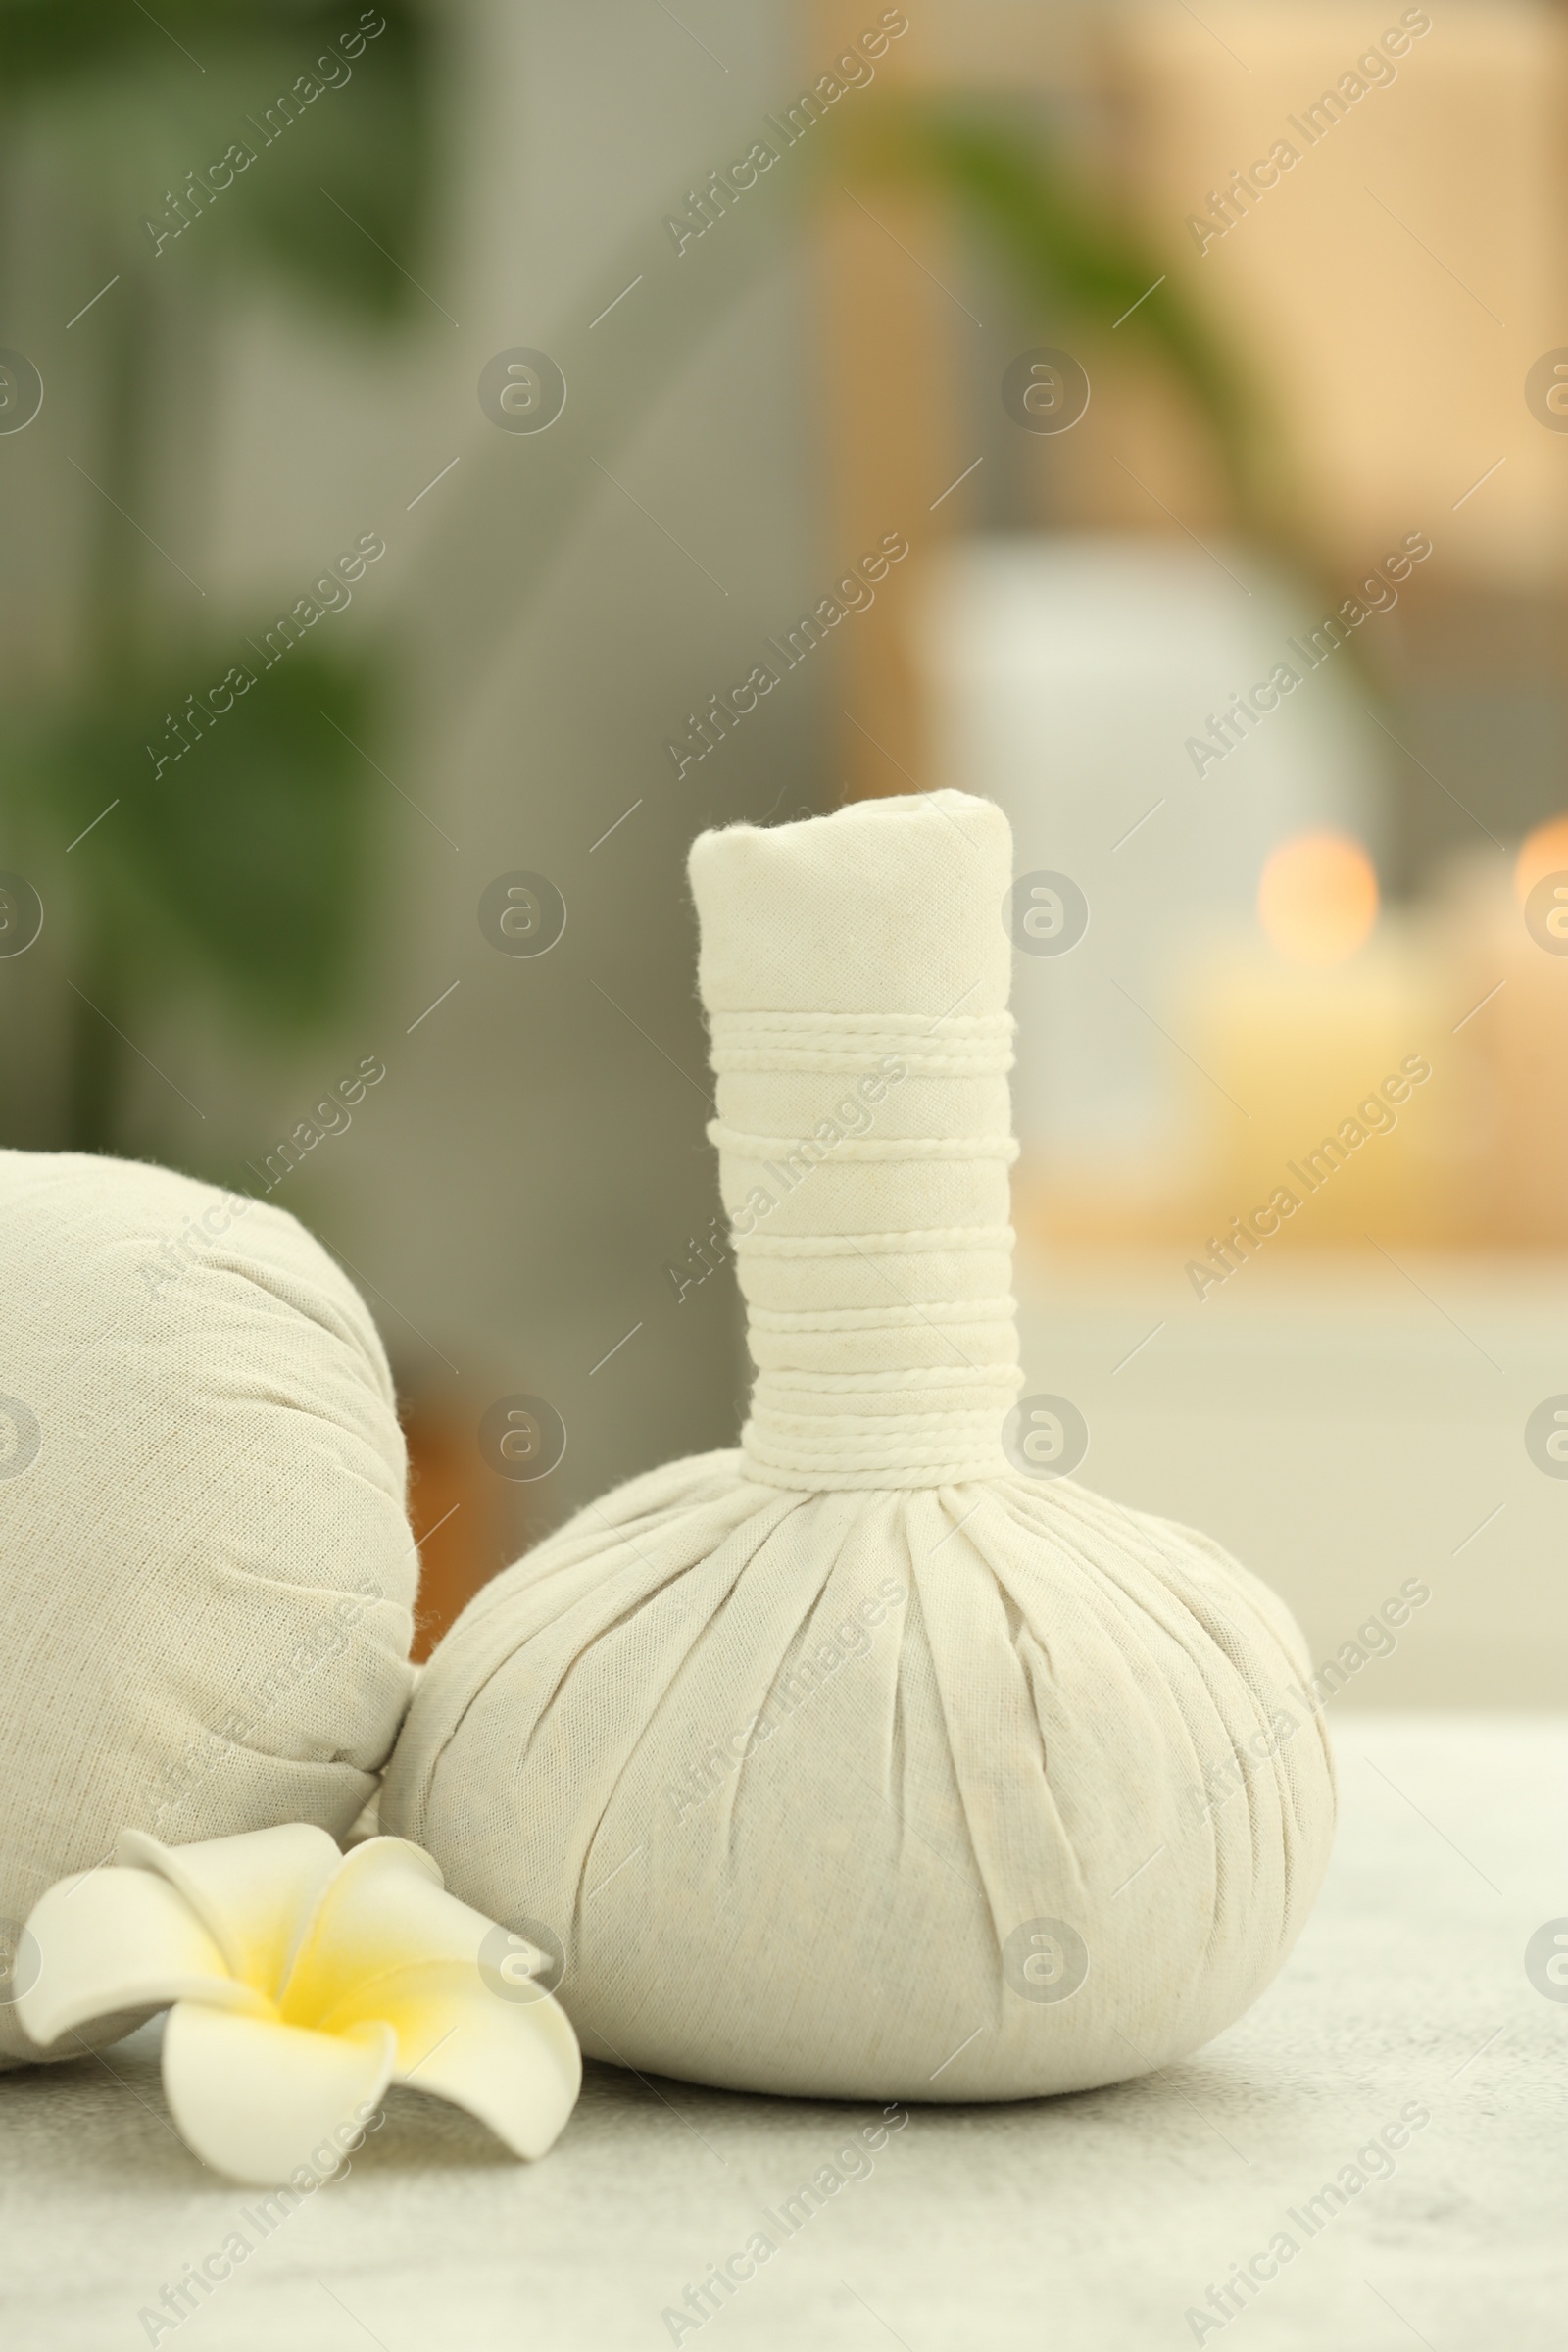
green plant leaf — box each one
[0,2,438,318]
[11,644,383,1031]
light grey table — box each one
[2,1715,1562,2351]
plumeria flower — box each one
[17,1823,579,2184]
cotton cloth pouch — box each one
[0,1152,417,2068]
[384,791,1335,2100]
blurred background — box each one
[0,0,1564,1701]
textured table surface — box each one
[2,1714,1562,2352]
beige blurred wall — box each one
[1113,0,1568,578]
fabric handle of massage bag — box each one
[690,789,1025,1490]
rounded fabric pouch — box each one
[385,792,1335,2102]
[0,1152,417,2067]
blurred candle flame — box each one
[1257,831,1379,967]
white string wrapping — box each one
[707,1006,1023,1488]
[696,813,1025,1491]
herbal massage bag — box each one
[0,1152,416,2066]
[385,792,1335,2099]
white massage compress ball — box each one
[384,792,1335,2101]
[0,1152,417,2066]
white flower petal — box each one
[279,1837,497,2025]
[118,1823,341,1996]
[162,2002,396,2185]
[27,1826,579,2175]
[18,1868,265,2051]
[326,1958,581,2160]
